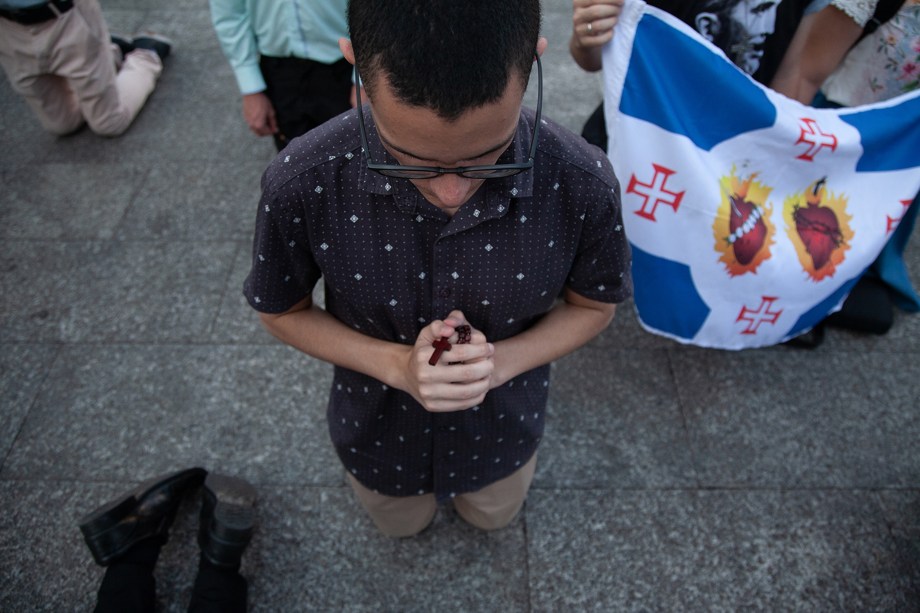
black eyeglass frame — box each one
[353,54,543,180]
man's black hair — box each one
[348,0,541,120]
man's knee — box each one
[39,112,85,135]
[373,503,437,538]
[452,453,537,531]
[19,87,85,134]
[347,473,437,538]
[453,495,524,531]
[86,112,131,137]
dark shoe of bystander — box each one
[131,32,173,61]
[198,474,257,570]
[79,467,208,566]
[110,34,135,62]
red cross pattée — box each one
[626,163,685,222]
[886,198,913,234]
[796,118,838,162]
[736,296,783,335]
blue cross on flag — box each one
[604,0,920,349]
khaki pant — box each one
[0,0,162,136]
[347,453,537,537]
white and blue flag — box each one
[604,0,920,349]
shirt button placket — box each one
[432,237,450,317]
[431,415,457,497]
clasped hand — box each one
[404,310,495,413]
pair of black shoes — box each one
[79,468,256,570]
[111,33,173,63]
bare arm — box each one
[259,297,496,413]
[490,288,617,388]
[259,288,616,411]
[570,0,624,72]
[770,6,864,104]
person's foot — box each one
[198,474,257,569]
[110,34,134,61]
[78,467,207,566]
[131,32,173,61]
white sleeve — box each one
[829,0,881,27]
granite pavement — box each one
[1,0,918,611]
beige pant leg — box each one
[453,453,537,531]
[346,474,437,538]
[13,73,86,134]
[0,16,84,134]
[0,0,162,136]
[61,0,162,136]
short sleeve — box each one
[242,178,321,313]
[829,0,879,27]
[566,171,633,304]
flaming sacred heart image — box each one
[729,194,767,265]
[715,170,776,277]
[728,176,767,265]
[793,178,843,270]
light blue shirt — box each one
[805,0,832,14]
[209,0,348,95]
[0,0,54,8]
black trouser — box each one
[581,102,608,152]
[93,539,247,613]
[260,55,353,151]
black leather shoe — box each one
[79,467,207,566]
[131,32,173,61]
[110,34,134,61]
[198,474,257,569]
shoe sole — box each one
[205,473,256,532]
[131,32,175,54]
[200,474,257,567]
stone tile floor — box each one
[1,0,918,611]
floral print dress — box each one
[822,0,920,105]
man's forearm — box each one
[491,288,616,388]
[259,298,410,390]
[259,289,617,405]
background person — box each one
[79,468,257,613]
[770,0,920,332]
[571,0,811,149]
[209,0,355,151]
[0,0,171,136]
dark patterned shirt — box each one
[244,106,632,501]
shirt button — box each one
[438,287,451,298]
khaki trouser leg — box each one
[0,16,84,134]
[453,453,537,531]
[66,0,162,136]
[346,474,437,538]
[0,0,162,136]
[346,453,537,536]
[13,72,85,134]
